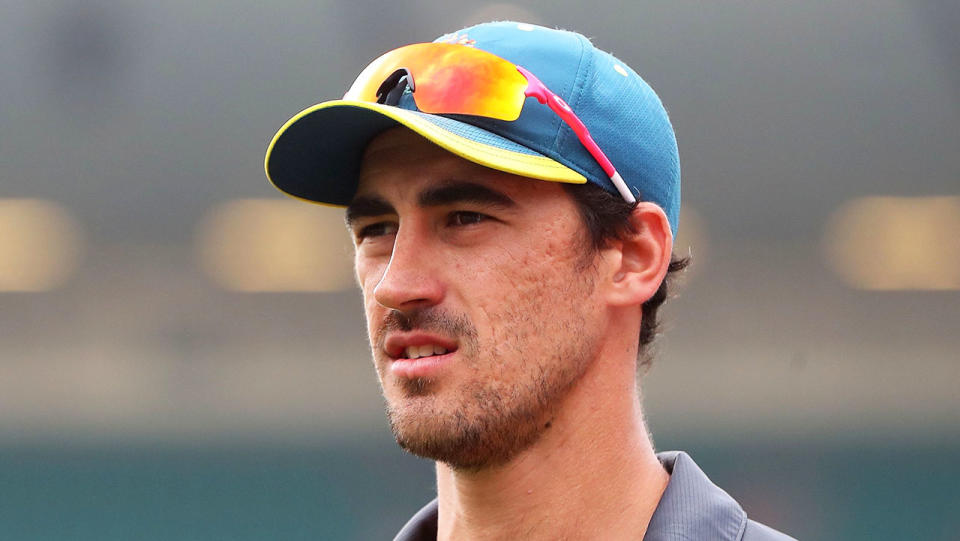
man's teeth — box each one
[403,345,448,359]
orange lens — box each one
[344,43,529,121]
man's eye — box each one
[448,211,488,226]
[355,222,397,241]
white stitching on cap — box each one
[613,64,628,77]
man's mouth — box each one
[383,337,459,380]
[383,333,459,362]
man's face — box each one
[349,128,608,471]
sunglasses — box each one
[344,42,636,203]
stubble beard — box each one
[374,292,597,472]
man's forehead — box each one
[359,127,458,176]
[362,126,431,159]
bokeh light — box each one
[196,199,355,292]
[0,198,83,292]
[823,196,960,290]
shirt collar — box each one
[393,498,437,541]
[393,451,747,541]
[645,450,748,540]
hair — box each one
[563,182,689,371]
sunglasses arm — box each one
[517,67,636,203]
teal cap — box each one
[266,21,681,234]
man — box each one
[265,21,794,541]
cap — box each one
[265,21,681,234]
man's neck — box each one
[433,353,669,541]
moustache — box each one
[375,308,477,352]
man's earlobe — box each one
[605,203,673,307]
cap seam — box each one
[549,34,604,189]
[559,34,593,154]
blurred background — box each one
[1,1,958,539]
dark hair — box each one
[563,182,689,370]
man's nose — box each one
[373,224,445,311]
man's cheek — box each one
[354,255,386,292]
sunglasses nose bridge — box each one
[376,67,416,106]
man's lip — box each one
[390,351,456,379]
[383,332,458,359]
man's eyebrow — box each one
[418,181,516,209]
[345,182,516,226]
[345,196,395,226]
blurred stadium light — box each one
[823,196,960,290]
[0,198,83,291]
[196,198,355,292]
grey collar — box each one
[645,450,748,540]
[393,451,748,541]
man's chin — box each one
[396,376,437,396]
[384,395,548,472]
[391,420,501,471]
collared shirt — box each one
[393,451,796,540]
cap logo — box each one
[439,33,475,46]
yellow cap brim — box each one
[264,100,586,206]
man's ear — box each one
[604,202,673,307]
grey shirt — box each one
[393,451,796,540]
